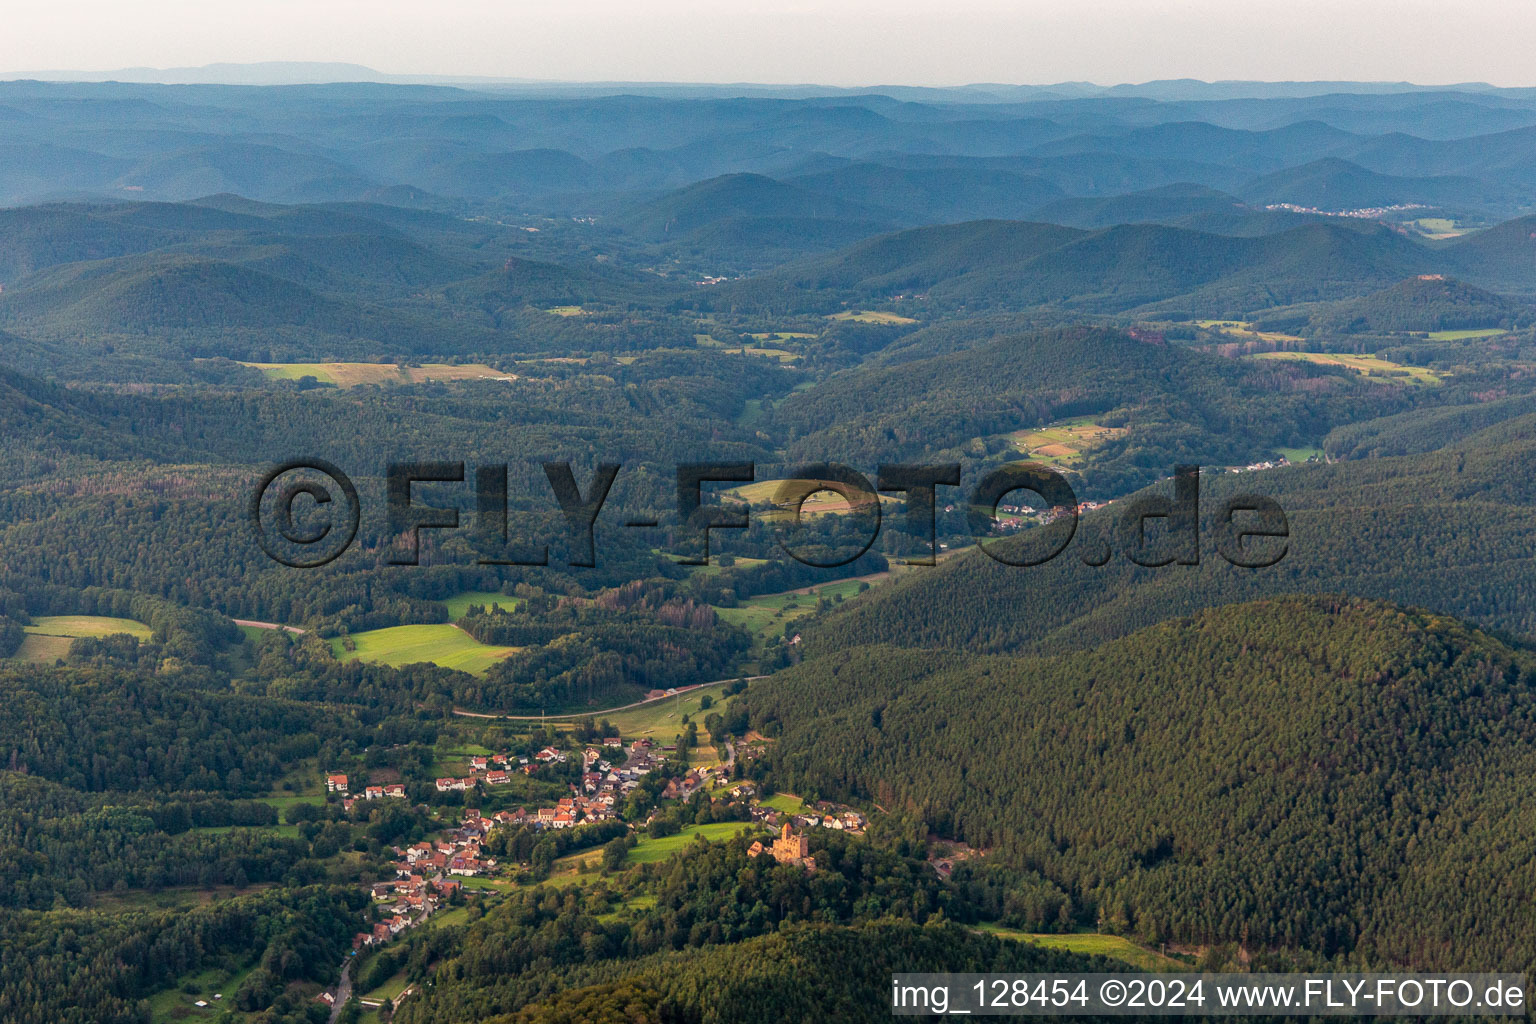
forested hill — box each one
[741,595,1536,967]
[708,215,1536,314]
[802,435,1536,658]
[764,325,1409,476]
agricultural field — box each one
[1247,350,1443,384]
[1005,418,1128,465]
[689,555,769,578]
[439,590,524,620]
[723,478,890,517]
[748,331,817,341]
[1275,446,1325,463]
[241,361,518,387]
[714,578,870,642]
[978,926,1188,972]
[546,305,587,316]
[549,822,764,879]
[624,822,764,864]
[827,310,918,324]
[146,963,256,1023]
[1194,319,1304,343]
[719,344,798,361]
[331,624,521,675]
[580,682,737,741]
[1410,217,1471,239]
[760,793,806,815]
[1427,327,1506,341]
[698,334,800,360]
[9,615,153,663]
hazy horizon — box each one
[1,60,1523,92]
[8,0,1536,89]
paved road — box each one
[451,675,766,721]
[327,960,352,1024]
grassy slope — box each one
[332,624,520,675]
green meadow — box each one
[10,615,154,663]
[582,683,736,741]
[439,590,524,620]
[1248,350,1443,384]
[331,624,521,675]
[827,310,918,324]
[978,925,1187,972]
[241,361,513,387]
[551,822,763,878]
[761,793,806,815]
[1427,327,1506,341]
[714,578,869,642]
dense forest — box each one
[737,596,1536,968]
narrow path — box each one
[451,674,766,721]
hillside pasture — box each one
[979,925,1187,972]
[10,615,153,663]
[714,578,870,642]
[1195,319,1304,343]
[1247,350,1442,384]
[1006,418,1128,465]
[241,361,517,387]
[827,310,917,324]
[724,478,890,518]
[573,682,738,741]
[440,590,524,621]
[331,624,521,675]
[1427,327,1506,340]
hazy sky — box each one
[6,0,1535,87]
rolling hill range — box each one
[0,253,500,358]
[744,595,1536,967]
[1238,157,1506,211]
[787,162,1067,223]
[763,326,1408,476]
[714,217,1444,314]
[4,80,1536,220]
[714,212,1536,314]
[802,432,1536,659]
[610,173,899,241]
[1026,183,1275,230]
[1277,274,1532,333]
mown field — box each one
[9,615,153,663]
[1195,319,1304,343]
[440,590,524,620]
[826,310,918,324]
[550,822,765,879]
[331,624,521,675]
[241,361,517,387]
[760,793,806,815]
[1427,327,1506,340]
[695,333,800,360]
[1247,350,1443,384]
[714,578,869,642]
[978,925,1187,972]
[576,682,738,741]
[724,478,892,517]
[1005,418,1128,465]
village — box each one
[323,731,868,963]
